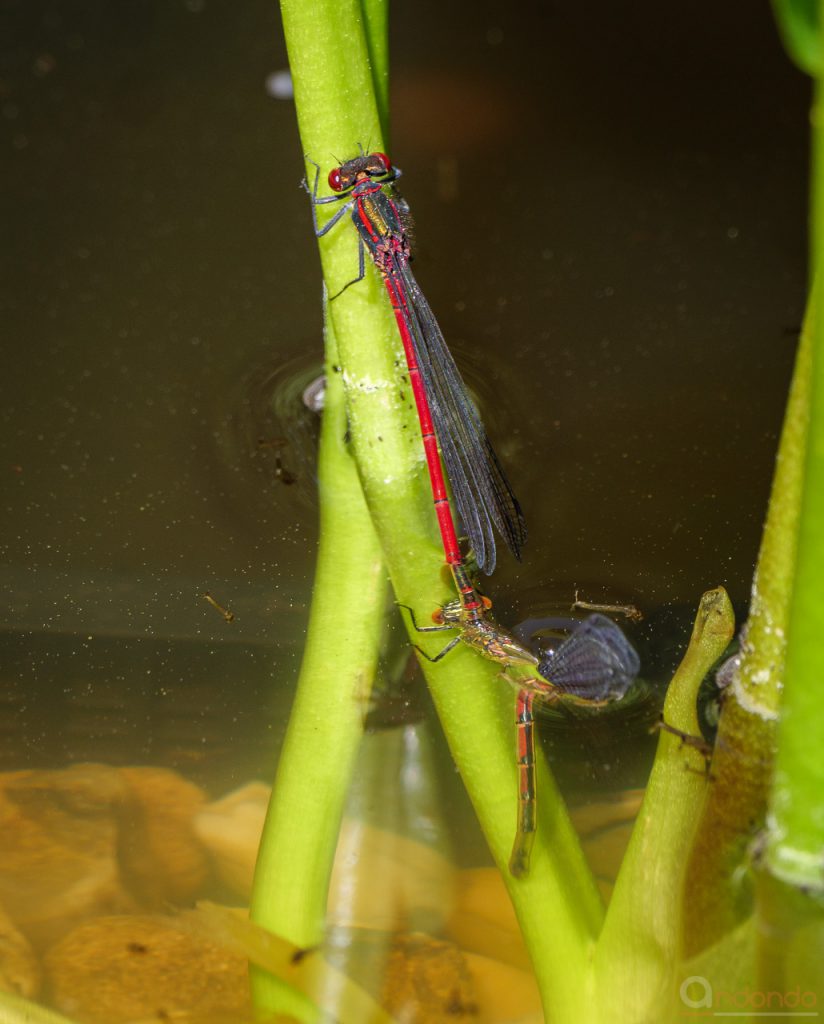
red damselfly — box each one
[307,151,525,575]
[305,152,638,875]
[307,152,527,671]
[402,598,639,875]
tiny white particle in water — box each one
[266,69,294,100]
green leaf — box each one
[772,0,823,75]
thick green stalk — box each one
[682,305,811,956]
[0,992,83,1024]
[593,589,735,1023]
[681,0,818,956]
[250,14,393,1016]
[269,4,607,1019]
[361,0,390,135]
[772,0,823,272]
[763,109,824,893]
[249,319,386,1019]
[418,655,605,1019]
[281,0,386,166]
[771,1,822,76]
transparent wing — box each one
[537,614,640,703]
[395,258,527,573]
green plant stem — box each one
[362,1,390,135]
[418,654,605,1018]
[250,318,387,1020]
[762,26,824,888]
[760,2,824,991]
[771,0,822,77]
[250,7,412,1019]
[764,231,824,890]
[281,0,386,166]
[0,992,83,1024]
[194,904,399,1024]
[268,4,607,1020]
[593,588,735,1023]
[682,310,811,957]
[755,870,824,999]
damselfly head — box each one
[433,599,462,626]
[370,152,392,174]
[434,598,466,626]
[328,152,394,193]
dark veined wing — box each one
[537,614,640,703]
[351,181,525,573]
[393,257,527,574]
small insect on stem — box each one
[572,589,644,623]
[652,717,714,775]
[202,591,235,623]
[652,717,713,755]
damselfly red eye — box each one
[327,167,343,192]
[372,152,391,174]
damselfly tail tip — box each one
[509,856,527,878]
[508,838,532,878]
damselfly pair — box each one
[306,150,640,875]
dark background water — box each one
[0,1,807,792]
